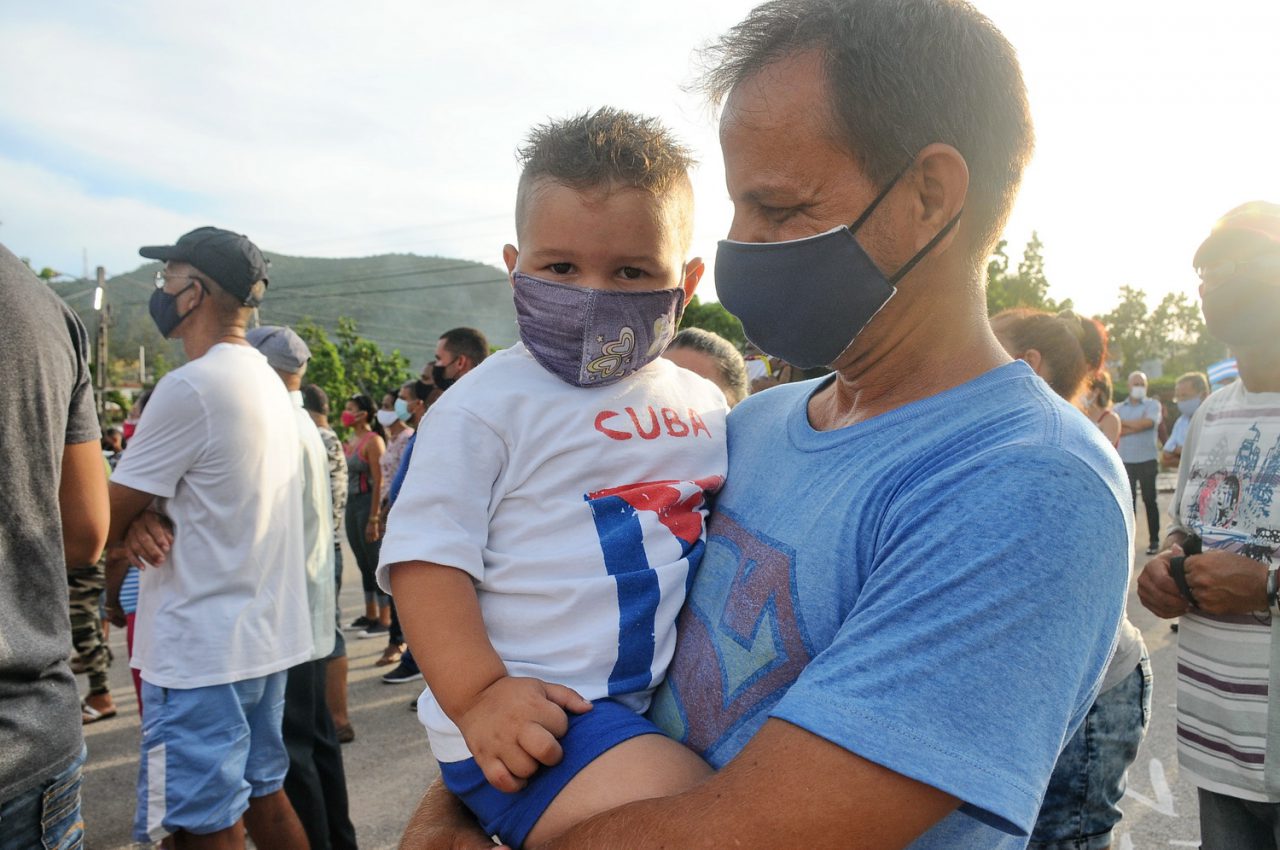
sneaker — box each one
[1145,543,1159,556]
[382,662,420,684]
[358,622,390,639]
[345,616,374,632]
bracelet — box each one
[1169,556,1199,609]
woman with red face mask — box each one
[341,394,388,637]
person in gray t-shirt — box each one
[0,244,108,846]
[1116,371,1164,553]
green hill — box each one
[54,252,518,378]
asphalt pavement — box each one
[76,487,1203,849]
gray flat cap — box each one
[247,325,311,373]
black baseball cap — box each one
[140,226,269,306]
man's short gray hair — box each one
[1177,372,1210,396]
[697,0,1034,263]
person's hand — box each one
[366,516,382,543]
[399,779,509,850]
[104,590,127,629]
[456,676,592,793]
[1185,549,1269,615]
[122,510,175,569]
[1137,547,1189,619]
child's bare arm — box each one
[389,560,592,792]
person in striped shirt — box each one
[1138,201,1280,849]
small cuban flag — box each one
[1207,357,1239,386]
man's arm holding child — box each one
[389,560,592,793]
[402,720,957,850]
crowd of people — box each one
[2,1,1279,849]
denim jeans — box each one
[1030,656,1153,850]
[0,745,86,850]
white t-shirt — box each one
[113,343,312,688]
[292,391,337,661]
[378,343,728,762]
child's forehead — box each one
[523,177,668,214]
[520,179,682,232]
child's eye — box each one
[619,267,645,280]
[549,262,573,274]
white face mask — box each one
[375,409,399,427]
[1129,386,1147,401]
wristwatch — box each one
[1268,563,1280,617]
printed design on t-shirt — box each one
[585,476,725,697]
[659,507,813,760]
[594,406,713,441]
[1185,421,1280,570]
[586,327,636,381]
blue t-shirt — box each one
[648,361,1133,847]
[388,431,416,506]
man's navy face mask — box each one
[715,166,961,369]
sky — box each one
[2,0,1278,318]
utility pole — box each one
[95,266,109,418]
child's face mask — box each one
[512,272,684,387]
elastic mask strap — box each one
[848,163,913,234]
[888,209,963,286]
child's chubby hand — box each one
[456,676,593,793]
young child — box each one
[377,108,728,848]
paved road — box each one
[79,550,440,850]
[78,490,1204,849]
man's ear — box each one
[680,258,705,305]
[502,244,519,285]
[1022,348,1044,376]
[909,143,969,255]
[185,280,206,313]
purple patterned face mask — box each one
[511,272,685,387]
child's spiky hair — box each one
[515,108,695,249]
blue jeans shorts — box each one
[133,671,289,843]
[439,698,662,849]
[0,744,85,850]
[1029,655,1153,850]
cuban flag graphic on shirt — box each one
[585,477,724,697]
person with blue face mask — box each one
[1162,371,1210,469]
[378,108,728,849]
[407,3,1131,850]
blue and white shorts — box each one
[439,698,662,849]
[133,671,289,843]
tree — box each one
[292,318,411,410]
[1098,286,1226,377]
[679,296,746,348]
[335,317,412,400]
[985,232,1072,315]
[295,319,351,410]
[18,256,61,283]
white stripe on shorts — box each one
[146,741,167,841]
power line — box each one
[267,260,504,296]
[269,276,507,304]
